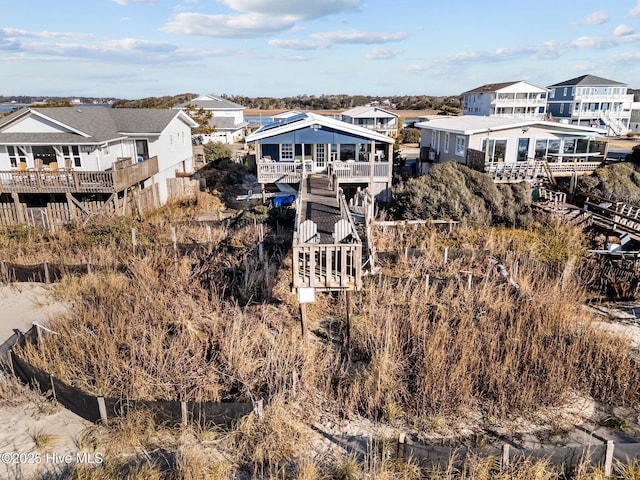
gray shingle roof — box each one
[0,107,191,144]
[463,81,520,94]
[548,74,626,88]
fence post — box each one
[86,262,91,274]
[397,432,406,460]
[502,444,510,469]
[181,401,188,429]
[424,274,430,295]
[131,228,137,255]
[443,247,449,266]
[467,272,472,290]
[43,260,50,284]
[206,225,212,244]
[49,374,57,402]
[35,323,43,346]
[1,260,6,284]
[171,226,177,254]
[97,397,108,424]
[604,440,614,477]
[253,399,264,418]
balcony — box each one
[573,93,634,103]
[256,159,391,184]
[0,156,159,194]
[329,161,390,183]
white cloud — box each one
[365,47,402,60]
[268,39,325,50]
[572,10,610,25]
[613,24,635,36]
[161,12,297,37]
[269,29,408,50]
[312,30,407,44]
[407,32,640,73]
[630,1,640,17]
[0,28,94,39]
[219,0,360,20]
[112,0,156,5]
[163,0,361,38]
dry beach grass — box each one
[2,197,640,477]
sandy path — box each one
[0,283,92,480]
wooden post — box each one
[443,247,449,265]
[299,303,308,339]
[97,397,108,424]
[49,374,57,402]
[502,444,510,469]
[253,399,264,418]
[292,369,298,392]
[1,260,7,284]
[181,401,188,429]
[258,243,264,262]
[345,290,352,349]
[467,273,472,290]
[11,193,25,224]
[43,260,50,284]
[131,228,137,254]
[397,432,406,460]
[424,274,430,295]
[86,262,91,274]
[171,226,177,253]
[35,323,43,345]
[604,440,614,477]
[206,225,212,244]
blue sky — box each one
[2,0,640,99]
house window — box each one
[563,87,568,96]
[481,139,507,162]
[135,140,149,161]
[444,132,450,153]
[280,143,294,160]
[455,136,466,157]
[7,146,27,168]
[550,89,555,99]
[62,146,82,168]
[535,139,560,159]
[559,103,564,114]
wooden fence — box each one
[167,177,199,199]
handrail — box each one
[336,187,361,244]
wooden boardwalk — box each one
[292,174,363,292]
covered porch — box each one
[246,112,394,187]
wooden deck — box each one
[0,156,159,194]
[292,174,363,291]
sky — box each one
[2,0,640,99]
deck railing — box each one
[330,161,390,182]
[0,156,158,194]
[257,161,303,183]
[292,181,363,291]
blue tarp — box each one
[273,195,296,207]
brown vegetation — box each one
[4,193,640,477]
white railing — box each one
[545,161,602,174]
[256,160,302,183]
[330,162,390,182]
[574,93,634,102]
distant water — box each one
[0,104,27,112]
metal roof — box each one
[246,112,394,143]
[415,116,603,136]
[174,94,245,110]
[341,106,398,118]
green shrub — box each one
[577,161,640,203]
[391,161,532,226]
